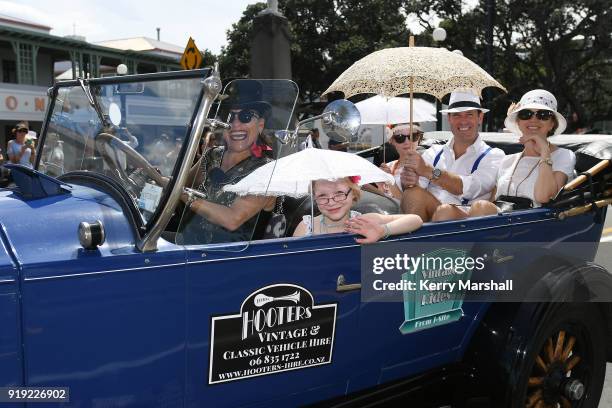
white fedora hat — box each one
[440,90,489,114]
[504,89,567,136]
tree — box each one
[218,0,611,130]
[283,0,410,101]
[201,49,218,68]
[219,0,411,102]
[403,0,612,131]
[219,3,268,79]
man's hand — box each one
[404,151,431,177]
[400,167,419,189]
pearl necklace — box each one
[320,214,349,233]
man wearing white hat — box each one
[399,90,505,221]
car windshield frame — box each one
[36,68,211,238]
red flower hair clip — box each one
[348,175,361,184]
[250,142,272,158]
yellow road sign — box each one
[180,37,203,70]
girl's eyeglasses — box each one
[517,109,554,121]
[392,133,422,144]
[227,109,260,124]
[315,190,351,205]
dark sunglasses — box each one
[392,133,423,143]
[227,109,260,124]
[517,109,554,121]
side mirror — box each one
[290,99,361,147]
[321,99,361,142]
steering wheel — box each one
[94,132,166,189]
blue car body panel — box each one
[0,221,22,388]
[0,177,606,407]
[1,185,188,406]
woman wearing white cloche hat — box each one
[469,89,576,216]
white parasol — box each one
[223,148,394,198]
[323,38,506,141]
[323,45,506,100]
[355,95,436,124]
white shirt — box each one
[383,159,403,190]
[8,140,33,168]
[417,135,505,205]
[495,148,575,207]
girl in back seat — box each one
[293,176,423,243]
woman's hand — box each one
[399,167,419,189]
[379,163,392,174]
[344,216,384,244]
[519,134,550,157]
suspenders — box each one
[433,148,444,167]
[431,146,493,205]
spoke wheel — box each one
[517,304,606,408]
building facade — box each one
[0,15,181,151]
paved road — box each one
[601,365,612,407]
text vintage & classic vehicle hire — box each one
[1,68,612,408]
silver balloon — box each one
[322,99,361,142]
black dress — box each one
[178,146,270,244]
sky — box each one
[2,0,258,54]
[4,1,480,55]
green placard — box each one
[399,248,472,334]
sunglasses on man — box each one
[227,109,260,124]
[517,109,555,121]
[392,132,423,144]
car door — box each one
[184,234,361,407]
[353,216,513,388]
[9,192,189,407]
[0,227,22,389]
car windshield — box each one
[38,73,204,223]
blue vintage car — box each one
[1,68,611,408]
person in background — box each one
[310,128,322,148]
[7,122,36,168]
[469,89,575,216]
[293,177,423,243]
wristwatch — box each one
[540,157,553,166]
[430,168,442,181]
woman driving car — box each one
[178,80,275,244]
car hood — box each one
[0,184,136,265]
